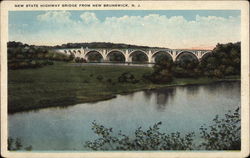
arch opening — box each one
[107,51,125,63]
[175,51,199,71]
[152,51,173,63]
[200,52,212,61]
[175,51,199,63]
[85,51,103,62]
[129,51,148,63]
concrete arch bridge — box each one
[56,47,212,63]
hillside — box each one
[53,42,167,49]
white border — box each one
[1,1,249,158]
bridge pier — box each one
[147,50,153,63]
[172,50,178,62]
[124,50,130,62]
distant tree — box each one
[145,60,173,83]
[199,42,241,77]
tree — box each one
[145,60,173,83]
[200,42,241,78]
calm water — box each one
[8,81,240,150]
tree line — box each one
[146,42,240,83]
[53,42,165,49]
[7,41,74,69]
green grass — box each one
[8,62,240,113]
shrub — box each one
[96,75,104,81]
[213,69,224,78]
[106,78,112,83]
[83,80,89,83]
[199,107,240,150]
[8,137,32,151]
[85,107,240,150]
[118,72,138,83]
[85,121,195,150]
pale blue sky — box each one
[9,10,241,49]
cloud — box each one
[37,11,72,23]
[10,11,241,49]
[80,12,99,24]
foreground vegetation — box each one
[85,107,240,150]
[8,107,240,151]
[8,62,239,113]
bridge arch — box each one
[106,50,126,62]
[200,51,212,60]
[85,50,104,62]
[175,51,199,62]
[151,51,173,63]
[129,50,149,63]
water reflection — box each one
[203,81,240,95]
[123,93,135,100]
[8,81,240,150]
[186,85,200,95]
[143,87,176,111]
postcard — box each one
[1,0,249,158]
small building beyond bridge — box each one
[56,47,212,63]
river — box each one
[8,81,240,150]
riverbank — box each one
[8,62,240,113]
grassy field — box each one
[8,62,240,113]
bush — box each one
[225,66,235,76]
[85,107,240,150]
[83,80,89,83]
[85,121,195,150]
[199,107,240,150]
[213,69,224,78]
[118,72,139,84]
[106,78,112,83]
[96,75,104,81]
[8,137,32,151]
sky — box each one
[9,10,241,49]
